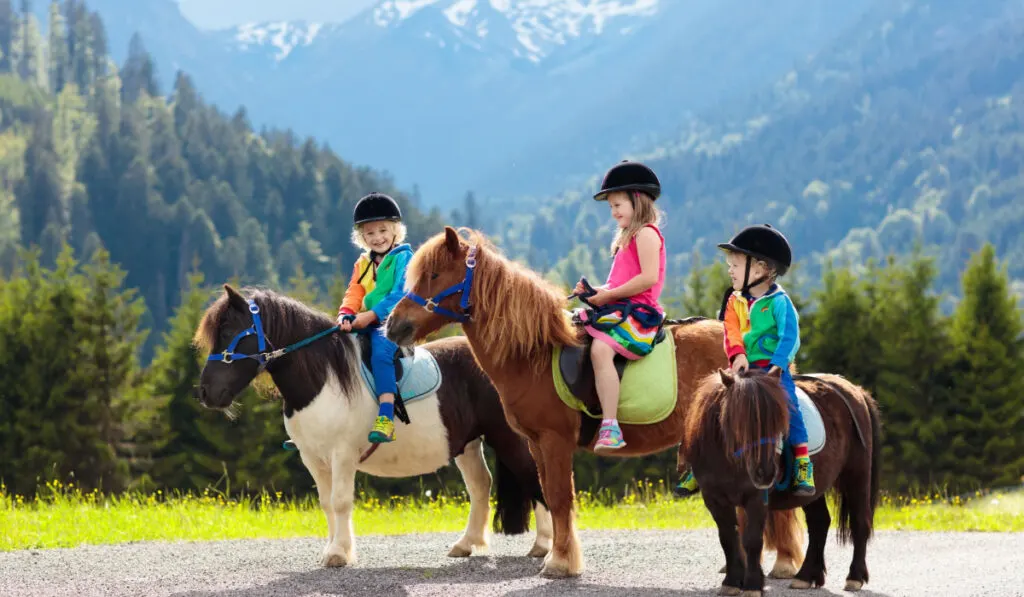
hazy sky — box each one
[176,0,379,29]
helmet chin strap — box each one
[740,255,769,294]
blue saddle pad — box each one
[774,385,826,456]
[359,346,442,405]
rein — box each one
[732,436,777,458]
[405,245,478,322]
[207,298,340,372]
[209,298,388,464]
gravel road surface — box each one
[2,530,1022,597]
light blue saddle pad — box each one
[359,346,442,405]
[774,385,826,456]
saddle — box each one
[356,332,411,425]
[557,326,667,420]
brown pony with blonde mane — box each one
[682,367,882,596]
[386,226,804,579]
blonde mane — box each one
[408,228,581,371]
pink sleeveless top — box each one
[605,224,666,313]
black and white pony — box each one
[193,284,551,566]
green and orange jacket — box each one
[337,244,413,323]
[722,284,801,369]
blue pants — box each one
[362,326,398,396]
[756,365,808,446]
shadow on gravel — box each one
[169,555,541,597]
[167,555,898,597]
[503,581,897,596]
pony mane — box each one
[408,228,580,370]
[682,369,790,471]
[193,286,359,397]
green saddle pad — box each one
[551,335,678,425]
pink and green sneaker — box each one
[594,421,626,452]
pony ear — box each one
[718,368,735,387]
[444,226,462,256]
[223,284,249,312]
[768,366,783,380]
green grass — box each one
[2,480,1021,552]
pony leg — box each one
[529,435,583,578]
[321,453,358,567]
[300,453,336,563]
[792,496,830,589]
[725,508,802,576]
[842,478,874,590]
[766,509,804,578]
[705,493,744,595]
[739,500,768,596]
[530,502,553,558]
[450,438,492,557]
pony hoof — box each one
[320,548,354,568]
[536,565,577,577]
[447,544,473,558]
[539,557,581,579]
[527,543,550,558]
[719,564,727,574]
[740,592,762,597]
[718,586,741,596]
[770,560,799,579]
[844,580,864,592]
[790,579,814,590]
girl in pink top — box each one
[573,160,667,452]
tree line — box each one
[1,240,1020,499]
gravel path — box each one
[2,530,1022,597]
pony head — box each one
[193,284,269,409]
[716,367,791,489]
[387,226,482,346]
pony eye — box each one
[430,273,439,280]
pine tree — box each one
[120,33,159,103]
[800,260,880,387]
[145,269,214,491]
[0,0,14,73]
[0,247,128,495]
[946,244,1024,489]
[74,247,147,491]
[47,0,67,93]
[870,253,955,492]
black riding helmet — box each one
[717,224,793,276]
[353,192,402,225]
[593,160,661,201]
[715,224,793,321]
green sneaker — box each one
[673,471,700,498]
[368,415,395,443]
[792,456,815,496]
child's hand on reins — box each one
[351,311,377,330]
[589,288,614,306]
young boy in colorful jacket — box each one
[336,192,413,443]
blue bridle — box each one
[206,298,340,371]
[404,245,478,323]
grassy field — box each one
[2,480,1022,552]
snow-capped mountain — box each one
[215,0,662,65]
[370,0,659,62]
[83,0,881,202]
[216,21,331,62]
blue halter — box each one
[404,245,478,323]
[206,298,340,371]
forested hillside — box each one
[493,0,1024,302]
[0,0,446,359]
